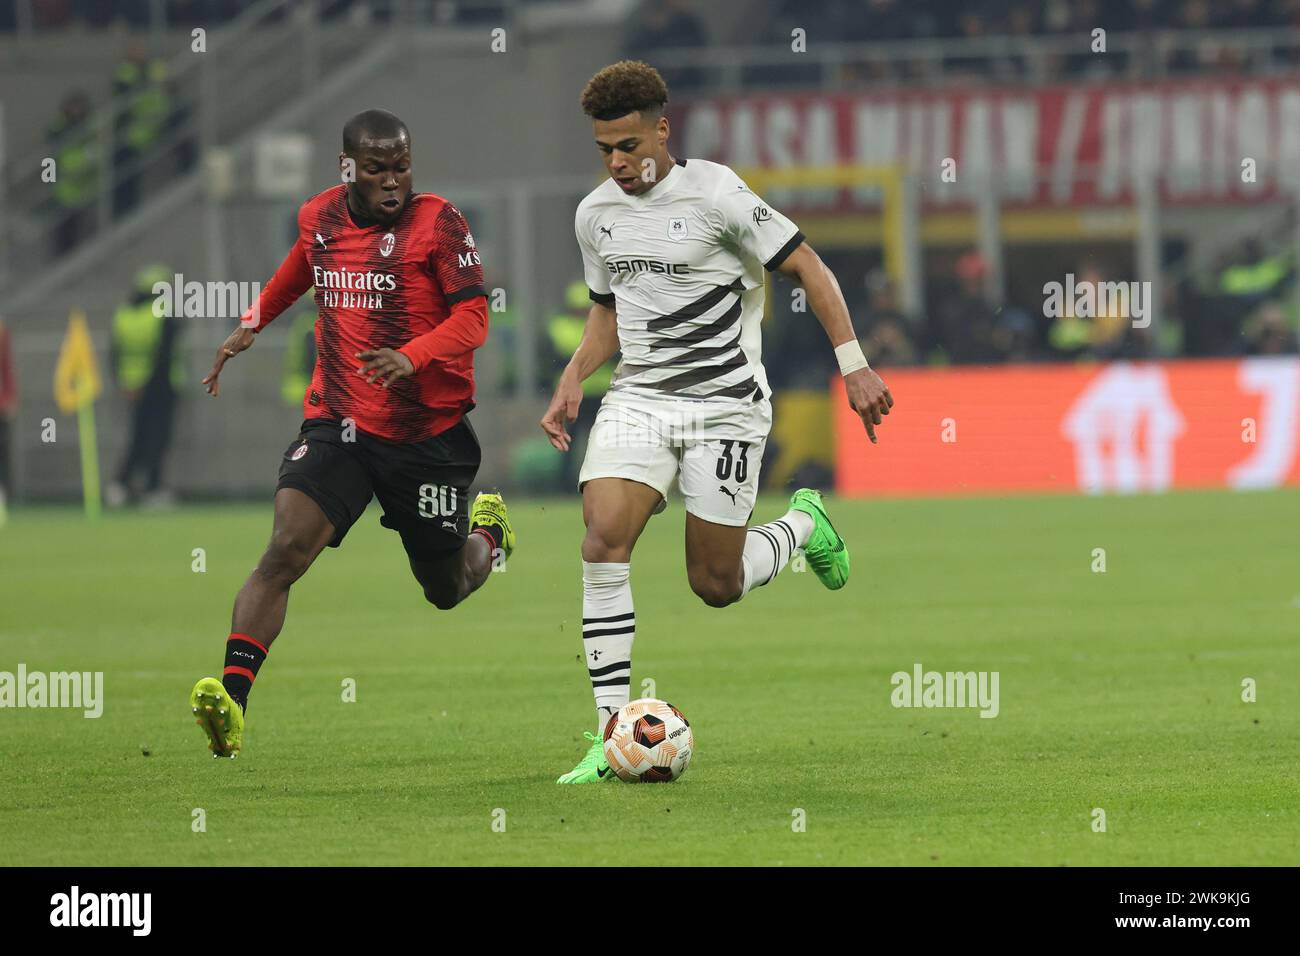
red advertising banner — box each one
[833,358,1300,496]
[678,78,1300,207]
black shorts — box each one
[276,416,481,561]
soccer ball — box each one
[602,697,694,783]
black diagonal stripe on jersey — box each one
[618,336,743,378]
[661,335,742,366]
[645,280,743,332]
[623,322,743,370]
[647,298,742,350]
[648,349,749,393]
[698,376,760,400]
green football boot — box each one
[189,677,244,759]
[556,731,617,784]
[470,492,516,559]
[789,488,850,590]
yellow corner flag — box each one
[53,310,103,519]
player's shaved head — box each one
[340,109,413,227]
[342,109,410,154]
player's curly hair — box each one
[580,60,669,121]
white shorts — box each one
[578,393,772,526]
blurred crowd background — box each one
[1,0,1297,508]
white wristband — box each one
[834,340,870,377]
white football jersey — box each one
[574,158,803,404]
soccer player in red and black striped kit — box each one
[188,110,516,758]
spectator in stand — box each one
[859,269,918,367]
[1219,238,1291,301]
[625,0,708,93]
[1081,266,1130,356]
[1062,0,1116,78]
[1223,0,1269,29]
[839,0,930,85]
[1046,265,1154,361]
[943,8,994,79]
[1167,0,1224,73]
[928,251,1005,364]
[1113,0,1172,78]
[1243,302,1300,354]
[1123,0,1173,32]
[1004,4,1044,81]
[47,91,98,254]
[746,0,829,87]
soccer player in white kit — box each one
[541,62,894,783]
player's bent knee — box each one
[421,575,466,610]
[689,572,742,608]
[424,587,462,611]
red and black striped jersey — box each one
[241,184,489,443]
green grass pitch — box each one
[1,489,1297,866]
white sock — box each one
[740,509,814,598]
[596,704,620,737]
[583,561,634,733]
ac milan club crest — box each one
[291,441,309,461]
[379,233,395,257]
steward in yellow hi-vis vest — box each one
[106,265,184,508]
[282,309,319,408]
[546,280,613,484]
[547,280,614,395]
[112,42,171,214]
[48,90,98,253]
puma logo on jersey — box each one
[315,232,328,249]
[718,485,739,504]
[598,225,614,239]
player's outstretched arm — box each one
[540,301,618,452]
[776,241,895,443]
[202,326,256,397]
[204,235,313,397]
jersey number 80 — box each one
[418,484,458,518]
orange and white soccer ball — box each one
[602,697,694,783]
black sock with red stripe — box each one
[470,523,503,556]
[222,633,268,713]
